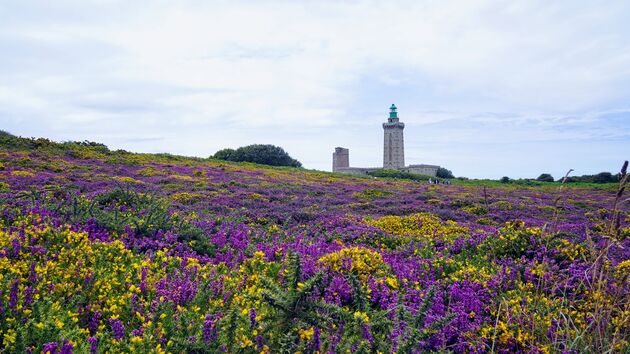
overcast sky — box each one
[1,0,629,179]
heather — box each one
[0,143,628,353]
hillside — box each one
[0,136,628,353]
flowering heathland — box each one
[0,143,628,353]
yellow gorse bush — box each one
[366,212,469,245]
[0,215,213,352]
[318,247,387,282]
[113,176,142,184]
[10,170,36,178]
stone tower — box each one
[332,147,349,172]
[383,104,405,169]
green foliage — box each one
[0,132,60,151]
[481,221,537,258]
[367,169,433,182]
[593,172,616,183]
[566,172,619,184]
[500,176,510,183]
[395,287,455,353]
[462,205,489,215]
[353,189,393,200]
[259,252,345,348]
[436,167,454,179]
[41,186,216,256]
[0,130,14,138]
[212,148,235,161]
[212,144,302,168]
[536,174,555,182]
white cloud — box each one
[0,0,629,177]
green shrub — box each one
[481,221,538,258]
[212,144,302,168]
[536,174,555,182]
[353,189,393,200]
[436,167,454,179]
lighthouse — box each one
[383,104,405,169]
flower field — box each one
[0,142,628,353]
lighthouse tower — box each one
[383,104,405,169]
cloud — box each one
[0,0,629,178]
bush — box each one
[212,144,302,168]
[565,172,618,183]
[500,176,510,183]
[436,167,454,179]
[536,173,555,182]
[213,148,236,161]
[592,172,616,183]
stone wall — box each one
[402,164,439,177]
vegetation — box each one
[436,167,454,179]
[536,173,555,182]
[366,169,434,182]
[0,133,628,353]
[565,171,619,183]
[212,144,302,168]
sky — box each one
[1,0,629,179]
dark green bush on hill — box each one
[213,148,236,161]
[536,173,555,182]
[592,172,616,183]
[436,167,454,179]
[212,144,302,168]
[1,130,112,154]
[564,172,618,184]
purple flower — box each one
[42,342,58,353]
[110,318,125,340]
[59,341,74,354]
[9,279,18,310]
[361,324,374,348]
[312,327,321,352]
[89,311,101,334]
[29,261,38,283]
[11,237,21,257]
[203,314,218,343]
[88,337,98,354]
[140,267,147,293]
[24,286,34,307]
[249,308,257,328]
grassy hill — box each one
[0,133,628,353]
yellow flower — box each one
[299,327,315,341]
[385,277,398,289]
[11,170,35,178]
[3,329,16,346]
[353,311,370,323]
[318,247,385,281]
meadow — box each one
[0,140,628,353]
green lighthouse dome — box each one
[389,104,398,118]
